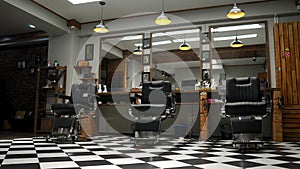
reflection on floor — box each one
[0,134,300,169]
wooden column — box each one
[274,22,300,141]
[273,89,283,142]
[200,92,208,140]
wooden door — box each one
[274,22,300,141]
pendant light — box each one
[179,40,191,51]
[230,32,244,48]
[94,1,109,33]
[155,0,171,25]
[133,46,143,55]
[226,0,245,19]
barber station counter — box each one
[96,89,217,138]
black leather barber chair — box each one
[129,80,175,145]
[221,77,270,150]
[48,83,96,143]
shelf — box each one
[41,66,66,70]
[74,66,92,74]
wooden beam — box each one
[67,19,81,30]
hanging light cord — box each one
[99,2,105,21]
[162,0,165,11]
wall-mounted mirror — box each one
[209,21,269,85]
[151,28,201,89]
[100,34,144,91]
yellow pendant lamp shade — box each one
[155,0,171,26]
[179,40,191,51]
[133,46,143,55]
[94,1,109,33]
[155,11,171,25]
[94,21,109,33]
[226,1,245,19]
[230,36,244,48]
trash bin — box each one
[174,124,187,138]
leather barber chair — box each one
[129,80,175,145]
[48,83,97,143]
[221,77,270,150]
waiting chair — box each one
[48,83,96,143]
[129,80,175,145]
[221,77,270,150]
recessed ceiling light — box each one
[67,0,102,5]
[28,24,36,29]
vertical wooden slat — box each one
[274,24,282,89]
[279,24,288,105]
[294,22,300,104]
[288,23,297,104]
[284,23,293,105]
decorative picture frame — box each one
[85,44,94,61]
[142,54,150,65]
[143,38,151,49]
[142,72,150,82]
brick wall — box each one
[0,42,48,129]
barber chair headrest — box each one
[234,77,251,85]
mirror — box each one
[209,21,268,85]
[100,28,202,92]
[100,34,144,91]
[151,28,201,89]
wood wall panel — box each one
[274,22,300,141]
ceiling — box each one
[0,0,268,37]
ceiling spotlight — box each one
[133,46,143,55]
[179,40,191,51]
[226,0,245,19]
[155,0,171,25]
[94,1,109,33]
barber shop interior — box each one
[0,0,300,168]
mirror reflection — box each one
[100,34,144,91]
[101,28,202,92]
[210,22,268,85]
[151,28,201,89]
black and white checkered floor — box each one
[1,134,300,169]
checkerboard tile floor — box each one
[1,134,300,169]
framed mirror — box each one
[151,28,201,90]
[100,34,144,91]
[209,21,269,86]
